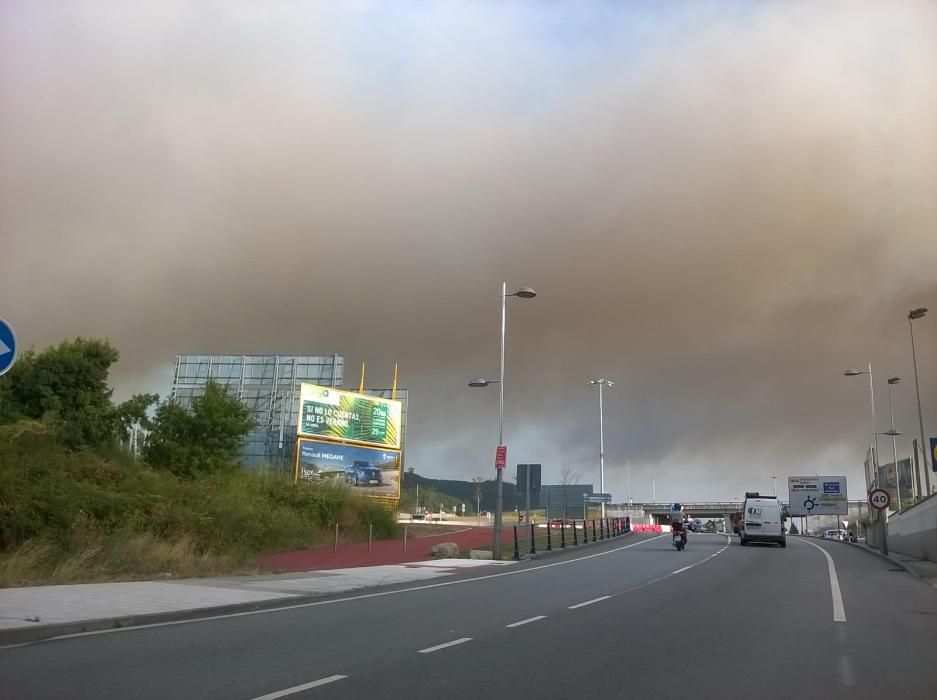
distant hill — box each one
[401,472,519,513]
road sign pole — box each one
[526,466,531,532]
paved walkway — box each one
[854,542,937,588]
[0,559,512,641]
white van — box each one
[739,492,786,547]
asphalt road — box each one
[2,533,935,699]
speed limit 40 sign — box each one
[869,488,890,511]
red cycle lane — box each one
[257,526,513,572]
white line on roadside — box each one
[506,616,546,628]
[418,637,472,654]
[11,535,667,647]
[250,675,347,700]
[797,538,847,622]
[672,566,693,574]
[568,596,610,610]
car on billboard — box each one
[345,461,383,487]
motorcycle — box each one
[672,524,687,551]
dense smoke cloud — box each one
[2,1,935,500]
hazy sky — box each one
[2,1,935,501]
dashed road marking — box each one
[568,596,610,610]
[251,675,347,699]
[506,616,546,628]
[418,638,473,654]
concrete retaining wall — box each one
[887,493,937,562]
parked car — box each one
[823,529,848,541]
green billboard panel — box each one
[297,384,402,449]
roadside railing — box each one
[507,517,632,561]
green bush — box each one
[0,421,399,585]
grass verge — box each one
[0,421,399,586]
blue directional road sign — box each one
[0,318,16,377]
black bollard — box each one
[529,522,536,555]
[560,521,567,548]
[513,526,520,561]
[625,516,631,533]
[592,519,598,542]
[573,520,579,546]
[547,522,553,551]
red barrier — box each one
[630,523,664,533]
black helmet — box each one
[673,503,682,511]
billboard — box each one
[877,459,914,503]
[297,384,402,449]
[788,476,848,516]
[296,437,402,498]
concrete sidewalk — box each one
[0,558,512,645]
[852,542,937,588]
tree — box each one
[472,476,485,515]
[0,337,157,450]
[144,381,254,477]
[559,465,581,519]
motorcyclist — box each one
[670,503,688,546]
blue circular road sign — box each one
[0,318,17,377]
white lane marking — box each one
[506,615,546,628]
[797,537,847,622]
[607,535,732,599]
[568,596,610,609]
[418,637,472,654]
[251,675,347,699]
[672,566,693,574]
[11,535,667,646]
[839,656,855,686]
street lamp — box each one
[908,307,930,496]
[844,364,879,492]
[589,379,614,517]
[886,377,904,509]
[770,474,779,496]
[469,282,536,560]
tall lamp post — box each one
[589,378,614,518]
[908,307,930,496]
[844,364,879,492]
[886,377,904,509]
[469,283,536,560]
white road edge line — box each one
[250,675,347,700]
[672,566,693,574]
[12,535,667,646]
[418,637,472,654]
[506,616,546,628]
[568,596,610,609]
[797,537,847,622]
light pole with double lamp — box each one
[908,307,930,496]
[589,379,614,518]
[844,364,879,493]
[469,283,536,560]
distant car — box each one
[823,529,848,541]
[346,461,382,486]
[549,519,577,529]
